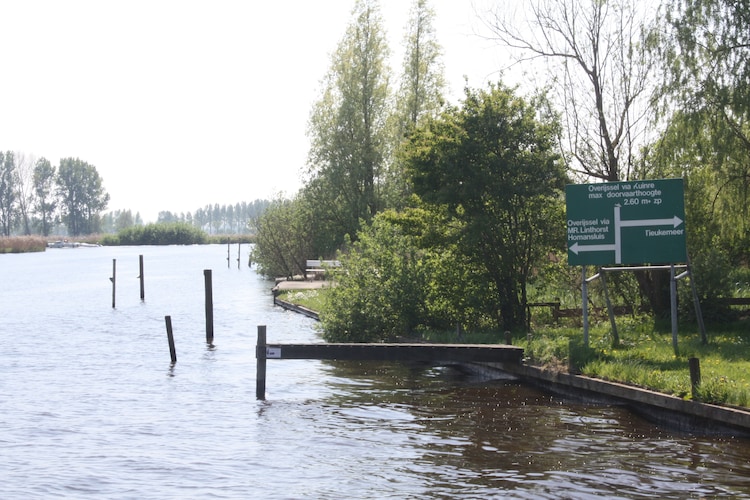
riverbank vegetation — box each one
[278,286,750,407]
[0,236,47,253]
[253,0,749,405]
[101,222,208,246]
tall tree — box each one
[385,0,446,208]
[306,0,391,247]
[56,157,109,236]
[660,0,750,262]
[251,196,315,278]
[32,157,57,236]
[395,0,445,135]
[14,152,35,235]
[485,0,657,182]
[403,83,566,330]
[0,151,18,236]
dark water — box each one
[1,245,749,499]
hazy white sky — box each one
[1,0,512,223]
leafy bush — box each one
[320,214,429,342]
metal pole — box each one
[670,263,679,355]
[582,267,589,348]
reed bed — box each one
[0,236,48,253]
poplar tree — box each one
[306,0,391,247]
[0,151,18,236]
[386,0,446,208]
[32,157,57,237]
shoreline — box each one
[271,280,750,436]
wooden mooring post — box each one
[256,325,267,400]
[110,259,116,308]
[165,315,177,364]
[139,254,145,301]
[204,269,214,346]
[689,357,701,400]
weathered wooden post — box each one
[256,325,267,400]
[227,241,231,269]
[689,357,701,401]
[165,315,177,364]
[237,242,241,269]
[204,269,214,345]
[139,254,145,301]
[110,259,116,308]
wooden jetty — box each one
[255,325,523,400]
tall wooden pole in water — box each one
[256,325,267,400]
[165,315,177,364]
[111,259,116,308]
[204,269,214,345]
[139,254,145,301]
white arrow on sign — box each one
[569,242,616,255]
[569,212,683,261]
[619,215,683,228]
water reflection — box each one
[318,360,750,498]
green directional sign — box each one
[566,178,687,266]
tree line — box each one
[252,0,750,341]
[0,153,109,237]
[0,150,271,237]
[151,200,271,235]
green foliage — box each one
[251,196,315,278]
[659,1,750,263]
[56,157,109,236]
[403,82,567,330]
[0,151,18,236]
[680,243,734,321]
[32,157,57,236]
[306,0,391,245]
[102,222,207,246]
[320,211,429,342]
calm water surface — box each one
[2,245,749,499]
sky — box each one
[1,0,513,223]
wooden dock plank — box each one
[260,343,524,364]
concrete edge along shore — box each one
[271,279,750,437]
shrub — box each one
[104,223,208,246]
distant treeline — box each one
[101,200,271,235]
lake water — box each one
[2,244,750,499]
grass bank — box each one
[0,236,48,253]
[277,288,750,408]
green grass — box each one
[280,286,750,408]
[276,289,327,313]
